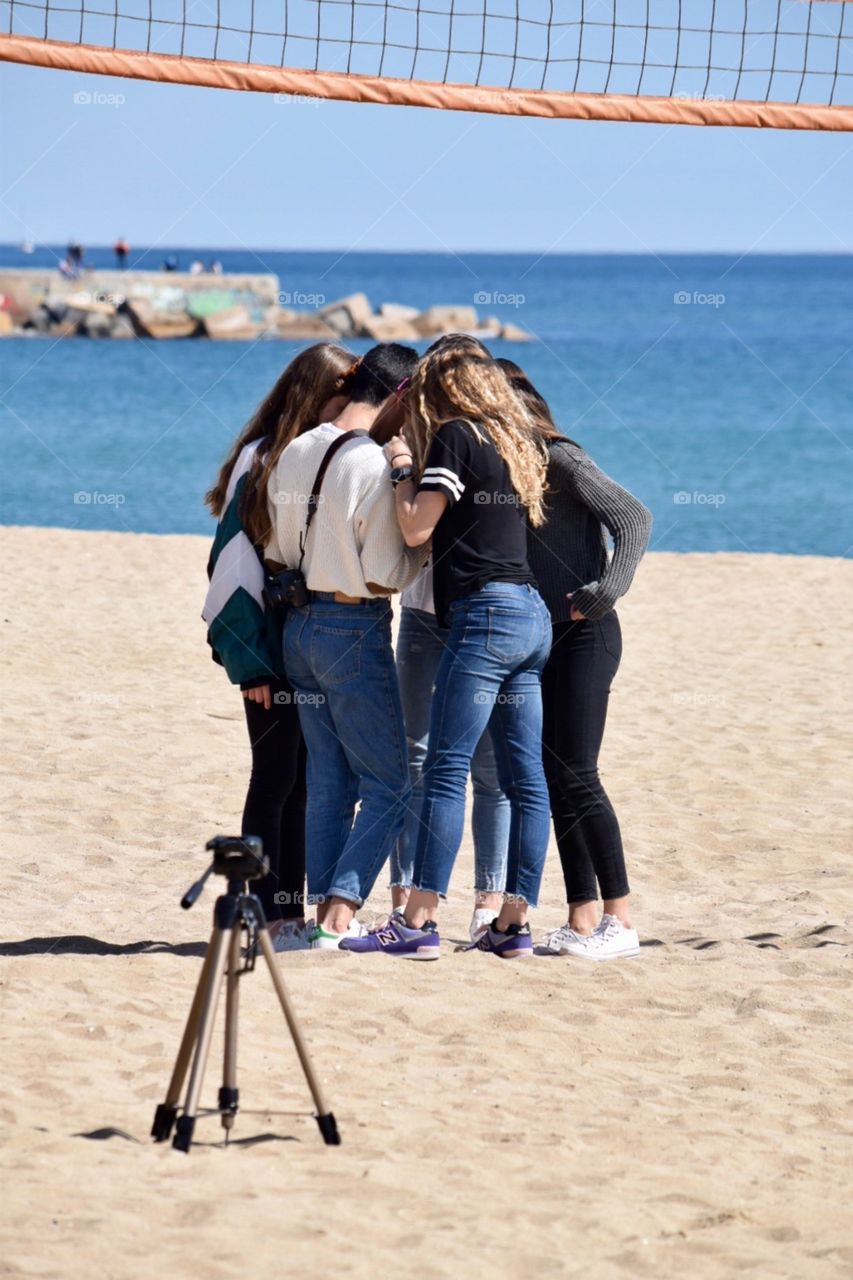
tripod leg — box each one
[151,937,216,1142]
[219,925,242,1135]
[172,925,231,1153]
[256,927,341,1146]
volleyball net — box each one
[2,1,853,129]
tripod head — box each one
[181,835,269,909]
[207,834,268,881]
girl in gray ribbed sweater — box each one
[498,360,652,962]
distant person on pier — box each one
[163,254,179,272]
[189,259,205,275]
[209,259,223,275]
[66,241,84,277]
[113,238,129,269]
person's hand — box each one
[242,684,272,710]
[384,434,413,468]
[567,594,587,622]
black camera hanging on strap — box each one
[263,429,369,610]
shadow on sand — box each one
[0,935,206,957]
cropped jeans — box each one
[391,606,510,894]
[412,583,552,908]
[283,595,408,907]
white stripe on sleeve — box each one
[421,466,465,502]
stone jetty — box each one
[0,269,532,342]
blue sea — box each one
[1,246,851,556]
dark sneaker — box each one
[464,921,533,959]
[339,918,440,961]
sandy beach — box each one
[1,525,851,1279]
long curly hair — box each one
[205,342,357,545]
[405,341,548,527]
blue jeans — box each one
[392,607,510,892]
[413,583,553,907]
[283,596,408,907]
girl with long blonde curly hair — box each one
[340,338,554,963]
[404,341,548,526]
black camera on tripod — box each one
[205,834,269,881]
[263,566,309,610]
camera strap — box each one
[297,428,371,571]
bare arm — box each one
[383,435,448,546]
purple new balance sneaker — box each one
[464,921,533,959]
[339,918,441,961]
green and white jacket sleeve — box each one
[202,442,283,690]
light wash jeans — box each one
[391,607,510,893]
[413,583,553,907]
[283,595,407,907]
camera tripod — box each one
[151,835,340,1153]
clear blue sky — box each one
[1,61,851,253]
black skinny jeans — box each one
[242,678,307,922]
[541,612,630,904]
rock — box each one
[480,315,502,336]
[41,296,70,325]
[66,290,116,317]
[110,313,137,340]
[25,305,56,334]
[276,312,338,339]
[412,305,479,337]
[358,315,421,342]
[378,302,420,322]
[318,292,372,336]
[122,300,202,339]
[202,305,259,340]
[0,310,13,336]
[78,311,116,338]
[499,322,533,342]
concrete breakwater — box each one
[0,269,532,342]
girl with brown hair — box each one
[203,342,356,950]
[498,358,652,961]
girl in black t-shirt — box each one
[342,343,553,962]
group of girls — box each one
[205,336,651,961]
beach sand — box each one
[1,526,851,1278]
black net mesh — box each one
[3,0,853,108]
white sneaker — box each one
[562,914,640,962]
[469,908,497,942]
[541,922,591,954]
[270,922,311,953]
[310,918,369,951]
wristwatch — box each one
[390,465,414,487]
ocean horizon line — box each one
[2,244,851,262]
